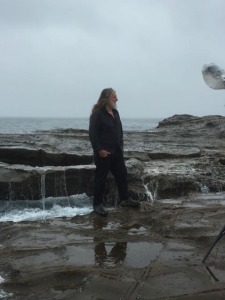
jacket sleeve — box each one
[117,111,124,151]
[89,112,103,152]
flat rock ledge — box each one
[0,114,225,202]
[1,193,225,299]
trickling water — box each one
[144,183,154,201]
[198,183,209,193]
[143,179,158,202]
[54,170,69,199]
[0,164,93,223]
[38,166,70,209]
[8,182,14,202]
[62,171,70,206]
[40,172,46,210]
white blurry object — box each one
[202,63,225,89]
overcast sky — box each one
[0,0,225,118]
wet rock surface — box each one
[1,114,225,299]
[1,193,225,299]
[1,114,225,201]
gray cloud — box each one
[0,0,225,118]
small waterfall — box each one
[8,181,14,201]
[40,171,46,210]
[62,170,70,206]
[58,170,68,198]
[37,166,52,210]
[54,169,69,203]
[142,178,158,202]
[143,183,154,201]
[39,167,70,207]
[0,166,92,223]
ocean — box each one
[0,117,162,134]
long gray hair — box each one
[91,88,114,114]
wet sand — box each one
[1,193,225,299]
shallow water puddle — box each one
[66,241,163,268]
[14,241,163,269]
[124,241,163,267]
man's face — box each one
[108,91,118,109]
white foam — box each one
[0,194,93,223]
[0,290,13,298]
[0,276,13,299]
[0,205,92,223]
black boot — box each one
[93,204,108,217]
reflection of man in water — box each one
[95,242,127,267]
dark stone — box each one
[0,148,93,167]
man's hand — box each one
[98,150,111,157]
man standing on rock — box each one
[89,88,140,216]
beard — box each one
[112,102,117,110]
[106,100,117,111]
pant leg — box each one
[93,154,110,206]
[110,151,129,201]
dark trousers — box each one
[93,150,128,206]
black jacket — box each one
[89,108,123,153]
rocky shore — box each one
[1,114,225,299]
[1,114,225,202]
